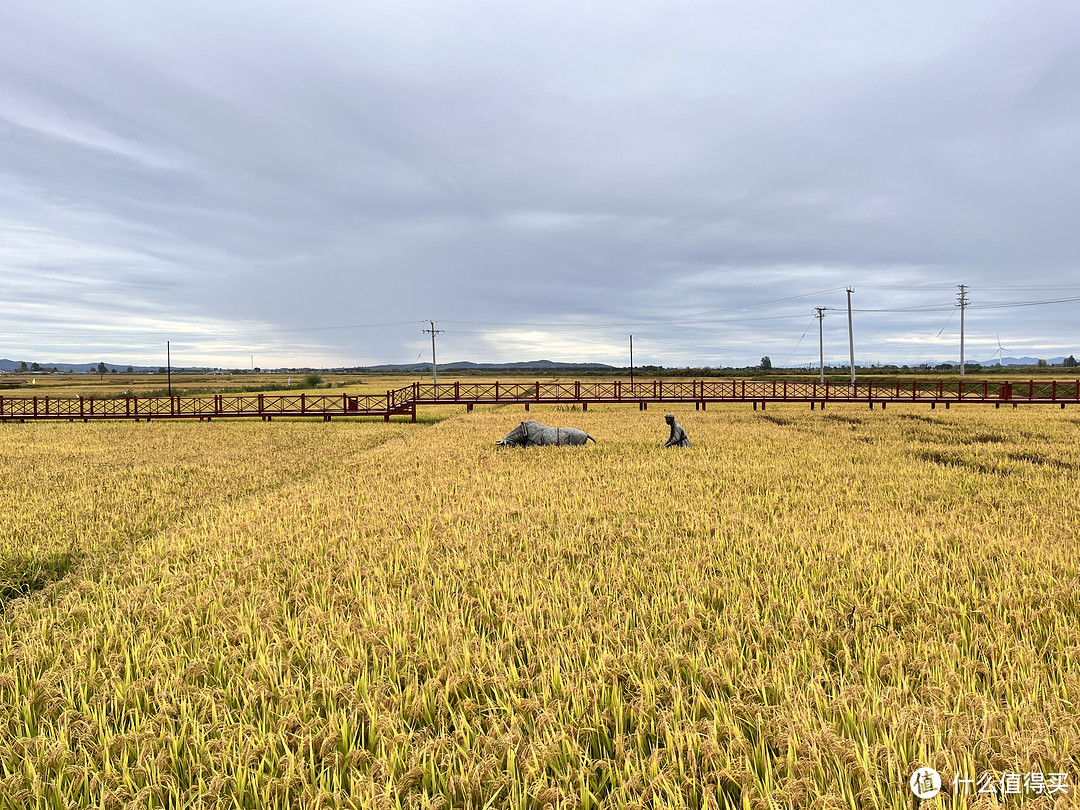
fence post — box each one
[33,397,37,418]
[1053,381,1057,401]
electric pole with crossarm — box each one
[815,307,827,385]
[423,321,444,385]
[846,288,855,391]
[957,284,969,377]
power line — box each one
[782,315,817,367]
[21,287,1073,345]
[971,294,1080,309]
[911,308,957,363]
[687,287,849,315]
[441,313,811,330]
[973,284,1080,291]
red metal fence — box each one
[0,391,408,421]
[2,378,1077,422]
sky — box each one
[1,0,1078,370]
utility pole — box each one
[167,341,172,397]
[814,307,827,385]
[846,288,855,390]
[957,284,968,377]
[422,321,444,385]
[629,334,634,387]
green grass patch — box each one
[0,548,80,606]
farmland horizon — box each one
[2,354,1078,376]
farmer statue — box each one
[662,413,691,448]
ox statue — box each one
[496,420,596,447]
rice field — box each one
[1,404,1078,809]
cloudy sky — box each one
[1,0,1078,369]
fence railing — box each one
[402,378,1080,404]
[2,378,1078,421]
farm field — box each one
[1,404,1078,808]
[4,369,1078,403]
[0,373,408,400]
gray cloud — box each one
[1,0,1078,368]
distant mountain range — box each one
[0,357,1072,373]
[1,360,145,373]
[1,360,169,373]
[357,360,617,372]
[981,356,1067,366]
[887,356,1068,368]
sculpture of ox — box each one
[496,420,596,447]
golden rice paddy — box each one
[1,403,1078,809]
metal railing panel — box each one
[5,378,1080,421]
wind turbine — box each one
[993,334,1007,367]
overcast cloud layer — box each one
[1,0,1078,369]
